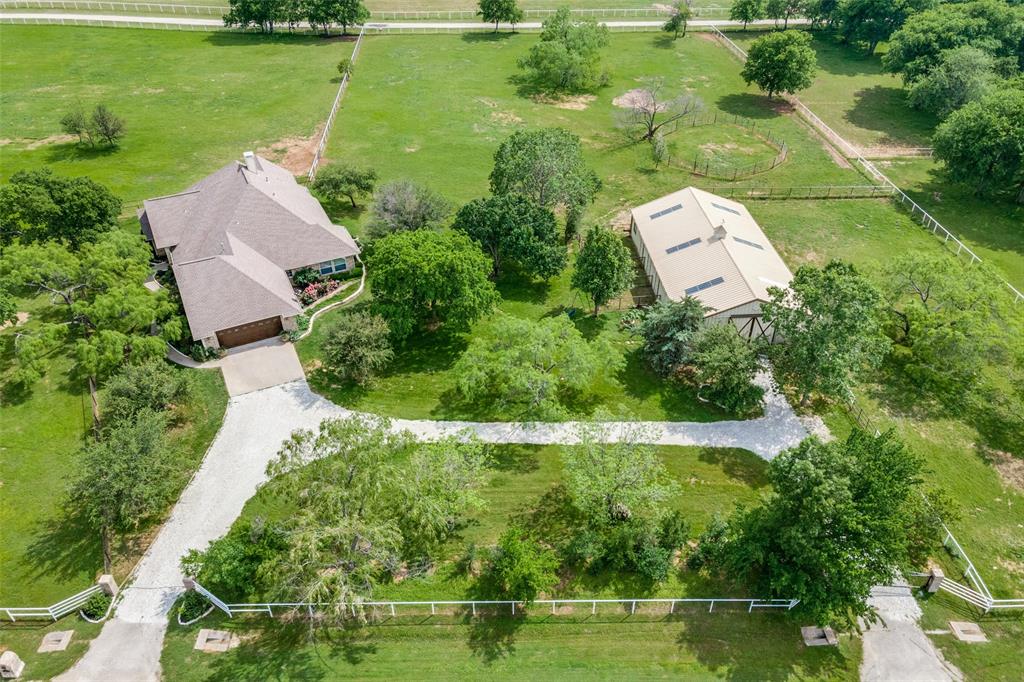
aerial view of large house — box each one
[140,152,359,348]
[631,187,793,341]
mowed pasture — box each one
[0,26,354,202]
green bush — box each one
[178,590,211,622]
[179,518,286,601]
[291,267,320,288]
[80,591,111,620]
[103,361,194,425]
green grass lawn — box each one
[0,292,229,605]
[919,593,1024,681]
[0,619,104,680]
[723,30,937,150]
[0,26,354,204]
[161,610,861,681]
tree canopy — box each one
[367,179,451,239]
[662,1,692,38]
[907,46,997,118]
[740,30,818,98]
[840,0,936,55]
[263,415,487,617]
[517,7,610,92]
[453,313,622,419]
[763,260,888,405]
[477,0,523,31]
[483,526,559,603]
[689,324,764,414]
[571,224,634,315]
[452,194,566,278]
[0,231,182,384]
[312,163,378,208]
[367,229,500,341]
[636,297,708,376]
[489,128,601,233]
[321,311,394,386]
[883,0,1024,84]
[697,430,947,626]
[932,87,1024,201]
[730,0,766,27]
[1,168,121,248]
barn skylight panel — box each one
[666,237,701,254]
[684,276,725,296]
[649,203,683,220]
[733,236,764,250]
[711,201,741,216]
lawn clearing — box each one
[919,593,1024,681]
[723,30,938,150]
[0,26,354,202]
[0,291,229,605]
[0,619,104,681]
[161,610,861,681]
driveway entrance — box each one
[218,339,305,396]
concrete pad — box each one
[37,630,73,653]
[194,629,239,653]
[218,340,304,396]
[801,626,838,646]
[949,621,987,643]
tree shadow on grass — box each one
[843,85,936,148]
[25,507,101,589]
[202,31,347,48]
[652,33,676,50]
[42,142,119,165]
[697,447,771,489]
[496,271,552,304]
[461,31,517,44]
[715,93,788,120]
[487,444,542,474]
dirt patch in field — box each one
[613,88,666,112]
[491,110,523,125]
[984,448,1024,491]
[132,86,165,96]
[257,123,324,175]
[0,139,11,146]
[404,144,420,153]
[997,557,1024,575]
[610,209,632,233]
[24,134,76,150]
[475,97,498,108]
[0,312,29,331]
[533,94,596,110]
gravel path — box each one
[60,371,816,680]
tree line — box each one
[222,0,369,34]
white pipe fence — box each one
[1,584,103,622]
[708,26,1023,304]
[307,25,366,181]
[937,526,1024,613]
[183,580,799,620]
[0,0,222,12]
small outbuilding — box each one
[630,187,793,341]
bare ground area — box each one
[983,447,1024,491]
[612,88,666,111]
[257,123,324,175]
[532,93,596,110]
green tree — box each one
[453,314,622,420]
[805,0,841,27]
[265,415,487,618]
[662,1,692,38]
[180,519,286,600]
[730,0,766,28]
[90,104,125,147]
[880,252,1013,397]
[71,409,172,573]
[765,0,804,29]
[689,324,764,414]
[932,88,1024,201]
[103,361,194,426]
[705,431,946,626]
[223,0,283,32]
[907,46,997,118]
[763,261,888,406]
[571,225,634,315]
[452,194,566,278]
[0,231,181,385]
[312,163,378,208]
[320,311,394,386]
[636,297,707,376]
[367,179,451,239]
[477,0,523,31]
[883,0,1024,84]
[490,128,601,237]
[517,7,610,92]
[0,287,17,327]
[564,420,680,524]
[1,169,120,248]
[303,0,368,34]
[484,526,559,603]
[367,230,500,340]
[337,57,353,78]
[840,0,936,55]
[740,30,817,98]
[60,107,91,145]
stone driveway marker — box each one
[37,631,73,653]
[949,621,987,643]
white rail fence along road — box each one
[708,26,1023,304]
[184,580,800,620]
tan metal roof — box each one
[630,187,792,315]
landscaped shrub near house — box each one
[299,279,342,306]
[188,343,222,363]
[177,590,211,622]
[291,267,321,288]
[103,361,195,426]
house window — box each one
[316,258,349,275]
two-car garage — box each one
[215,316,283,348]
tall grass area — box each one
[0,26,354,202]
[0,292,229,605]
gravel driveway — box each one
[61,372,817,680]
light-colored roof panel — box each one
[631,187,792,314]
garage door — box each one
[215,316,283,348]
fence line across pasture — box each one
[307,25,366,181]
[707,25,1023,304]
[700,184,896,200]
